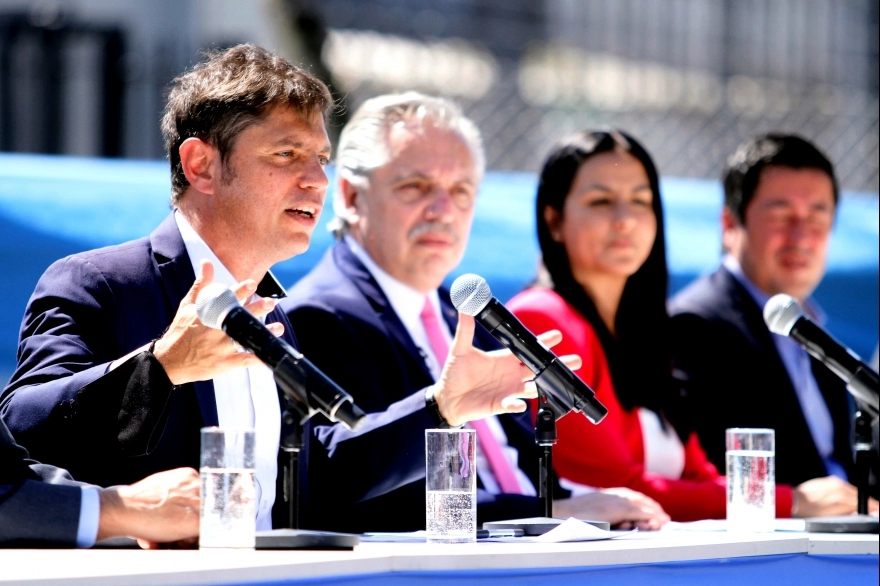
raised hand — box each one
[151,259,284,385]
[432,313,582,427]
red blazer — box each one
[508,287,793,521]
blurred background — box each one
[0,0,877,384]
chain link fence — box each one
[330,59,878,193]
[308,0,879,193]
[2,0,877,191]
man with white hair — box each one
[282,92,669,533]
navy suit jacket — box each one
[1,416,85,548]
[281,241,568,533]
[668,266,854,486]
[0,214,296,510]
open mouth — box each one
[288,205,318,219]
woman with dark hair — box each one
[507,130,791,521]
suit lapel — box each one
[150,214,196,318]
[717,267,779,355]
[149,213,218,427]
[334,241,433,382]
[716,266,825,464]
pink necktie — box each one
[469,419,523,494]
[419,296,450,371]
[419,297,522,495]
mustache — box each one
[408,221,460,243]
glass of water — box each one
[726,428,775,533]
[426,429,477,543]
[200,427,257,549]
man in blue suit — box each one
[283,93,669,533]
[0,44,334,529]
[670,134,874,511]
[1,416,200,548]
[2,48,584,535]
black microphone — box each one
[764,293,879,415]
[196,284,366,431]
[450,274,608,424]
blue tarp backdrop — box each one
[0,153,877,383]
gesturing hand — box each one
[152,259,284,385]
[432,313,582,427]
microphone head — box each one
[450,274,492,316]
[196,283,240,329]
[763,293,804,336]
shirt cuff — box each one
[76,486,101,548]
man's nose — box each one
[424,188,455,221]
[299,158,329,190]
[785,215,811,242]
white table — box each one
[1,530,876,586]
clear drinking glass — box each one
[425,429,477,543]
[726,428,775,533]
[199,427,257,549]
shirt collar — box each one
[344,235,442,323]
[174,211,287,299]
[722,254,826,324]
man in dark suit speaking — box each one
[669,134,872,512]
[1,416,199,548]
[1,47,597,536]
[0,44,333,530]
[282,93,669,533]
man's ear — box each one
[543,205,563,242]
[339,177,362,225]
[178,137,220,195]
[721,207,742,255]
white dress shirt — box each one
[638,409,685,479]
[176,212,281,529]
[346,236,536,496]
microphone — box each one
[196,283,366,431]
[764,293,879,415]
[450,274,608,424]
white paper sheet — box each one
[361,519,636,543]
[361,531,428,543]
[487,518,636,543]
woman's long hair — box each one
[535,130,687,438]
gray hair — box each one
[329,92,485,237]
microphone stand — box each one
[806,400,879,534]
[483,392,610,535]
[852,405,875,517]
[278,399,306,529]
[536,404,557,519]
[255,381,360,549]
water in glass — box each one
[199,467,257,548]
[726,449,775,532]
[426,490,476,543]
